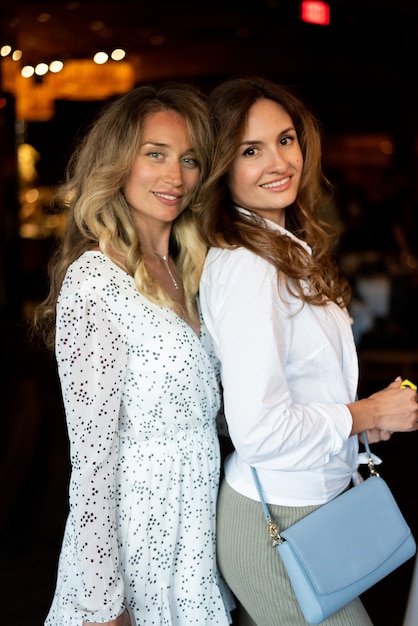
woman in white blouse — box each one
[33,84,233,626]
[197,76,418,626]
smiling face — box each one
[123,109,200,233]
[228,98,303,227]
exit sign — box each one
[300,1,330,25]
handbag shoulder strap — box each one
[361,431,380,476]
[250,465,283,545]
[251,465,270,521]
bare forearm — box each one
[347,379,418,435]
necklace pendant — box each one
[159,252,179,290]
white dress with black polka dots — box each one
[44,251,233,626]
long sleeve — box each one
[56,288,128,621]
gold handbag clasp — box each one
[267,516,284,547]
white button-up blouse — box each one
[200,217,360,506]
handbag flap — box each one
[280,476,414,595]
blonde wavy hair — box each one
[197,76,350,309]
[34,82,212,350]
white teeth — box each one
[262,177,289,189]
[154,192,178,200]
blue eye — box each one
[181,157,199,168]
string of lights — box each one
[1,43,127,79]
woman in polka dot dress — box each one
[33,84,234,626]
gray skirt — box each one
[217,478,374,626]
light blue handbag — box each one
[251,433,416,625]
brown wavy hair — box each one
[197,76,350,308]
[33,82,212,350]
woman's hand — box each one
[82,608,131,626]
[348,377,418,435]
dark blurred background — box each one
[1,1,417,624]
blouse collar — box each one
[235,206,312,255]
